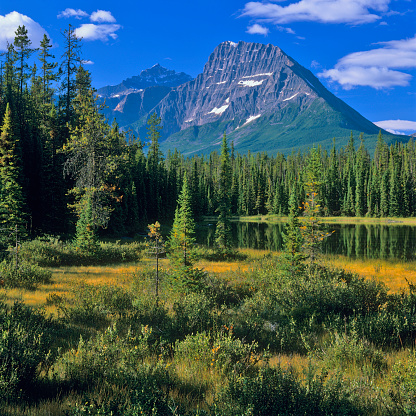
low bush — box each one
[18,236,144,267]
[215,365,364,416]
[54,323,174,415]
[387,350,416,415]
[175,329,260,376]
[65,283,134,327]
[172,292,216,340]
[312,330,387,373]
[0,259,51,289]
[0,301,55,399]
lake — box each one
[195,221,416,260]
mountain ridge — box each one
[100,41,404,155]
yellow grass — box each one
[1,246,415,312]
[322,255,416,293]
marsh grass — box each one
[323,254,416,293]
[3,239,416,415]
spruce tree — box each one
[0,103,25,246]
[301,147,332,263]
[145,112,164,220]
[215,133,233,256]
[281,185,305,274]
[168,172,197,273]
[59,24,82,128]
[63,68,122,249]
[13,25,34,96]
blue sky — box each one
[1,0,415,134]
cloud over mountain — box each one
[319,35,416,89]
[241,0,390,25]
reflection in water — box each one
[196,222,416,260]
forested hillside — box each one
[1,25,415,247]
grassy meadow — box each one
[0,232,416,415]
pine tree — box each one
[62,68,121,248]
[59,24,82,128]
[301,147,332,263]
[0,103,25,246]
[168,172,197,271]
[13,25,34,96]
[215,133,233,256]
[38,34,58,109]
[146,112,164,220]
[281,185,305,274]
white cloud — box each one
[246,23,269,35]
[90,10,116,23]
[241,0,390,25]
[82,59,94,65]
[374,119,416,134]
[74,24,121,41]
[319,35,416,89]
[57,8,88,19]
[0,11,48,51]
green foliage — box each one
[0,259,51,289]
[214,134,234,257]
[172,292,215,339]
[0,301,54,399]
[18,236,143,266]
[281,185,305,274]
[0,103,26,247]
[65,283,134,325]
[73,191,99,253]
[215,364,363,416]
[167,172,197,271]
[312,330,387,373]
[55,323,174,415]
[388,351,416,415]
[175,329,259,376]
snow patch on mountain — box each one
[243,114,261,125]
[208,104,229,115]
[283,92,299,101]
[241,73,273,78]
[238,79,264,87]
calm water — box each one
[195,222,416,261]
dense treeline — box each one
[1,26,415,245]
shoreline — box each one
[201,215,416,225]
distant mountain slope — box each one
[102,41,405,155]
[97,64,193,98]
[97,64,194,128]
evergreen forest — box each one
[1,25,416,247]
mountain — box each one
[97,64,193,128]
[97,64,193,97]
[103,41,403,155]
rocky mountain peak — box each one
[97,65,193,98]
[103,40,388,156]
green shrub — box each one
[172,292,215,340]
[313,330,387,373]
[388,350,416,415]
[131,296,169,328]
[0,301,54,399]
[18,236,144,267]
[66,283,134,326]
[175,329,260,377]
[55,323,174,415]
[215,365,363,416]
[0,259,51,289]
